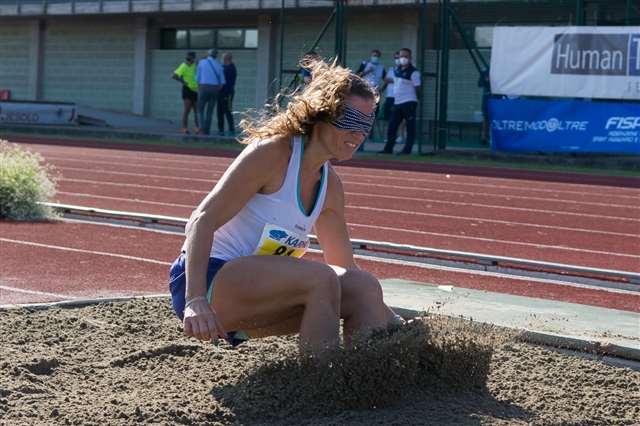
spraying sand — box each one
[1,298,638,425]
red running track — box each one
[1,136,639,312]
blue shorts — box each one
[168,254,249,346]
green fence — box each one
[427,0,640,151]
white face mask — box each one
[399,57,409,66]
[394,58,401,66]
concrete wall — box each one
[0,21,31,100]
[0,7,487,130]
[41,19,136,112]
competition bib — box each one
[253,223,310,257]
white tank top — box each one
[184,136,328,260]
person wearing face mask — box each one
[378,48,421,155]
[380,51,405,144]
[356,50,386,141]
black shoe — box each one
[480,140,488,146]
[376,150,392,155]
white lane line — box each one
[338,171,640,199]
[56,189,637,226]
[58,217,184,235]
[44,154,638,199]
[0,285,76,300]
[345,192,640,222]
[43,154,232,171]
[351,223,640,259]
[345,182,639,209]
[57,166,220,183]
[57,192,195,208]
[0,238,172,265]
[351,205,639,237]
[54,191,638,241]
[57,176,638,211]
[57,180,638,221]
[61,178,209,194]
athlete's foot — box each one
[183,128,190,134]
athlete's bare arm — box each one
[183,136,290,304]
[313,166,357,269]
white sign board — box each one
[0,102,78,125]
[490,26,640,100]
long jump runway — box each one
[2,138,639,322]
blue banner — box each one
[489,98,640,153]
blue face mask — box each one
[330,104,375,136]
[371,56,380,64]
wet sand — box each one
[1,298,638,425]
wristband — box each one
[184,296,208,312]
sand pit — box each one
[1,298,638,425]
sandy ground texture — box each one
[1,298,638,426]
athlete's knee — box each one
[307,264,341,309]
[345,269,384,304]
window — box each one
[217,29,243,49]
[190,29,215,49]
[160,28,258,50]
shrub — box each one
[0,140,60,220]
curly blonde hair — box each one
[238,57,378,145]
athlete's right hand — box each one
[183,299,228,345]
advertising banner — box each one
[490,26,640,100]
[489,98,640,153]
[0,101,77,125]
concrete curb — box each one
[393,306,640,362]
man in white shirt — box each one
[377,48,421,155]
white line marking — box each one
[58,173,638,209]
[338,171,640,199]
[345,192,640,222]
[61,178,209,194]
[351,206,639,237]
[351,223,639,259]
[57,192,195,208]
[0,238,172,265]
[57,166,220,183]
[345,182,639,209]
[42,152,638,200]
[43,154,232,171]
[0,285,78,300]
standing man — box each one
[356,49,386,140]
[216,52,237,137]
[477,66,491,146]
[377,48,421,155]
[171,51,199,135]
[196,49,225,136]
